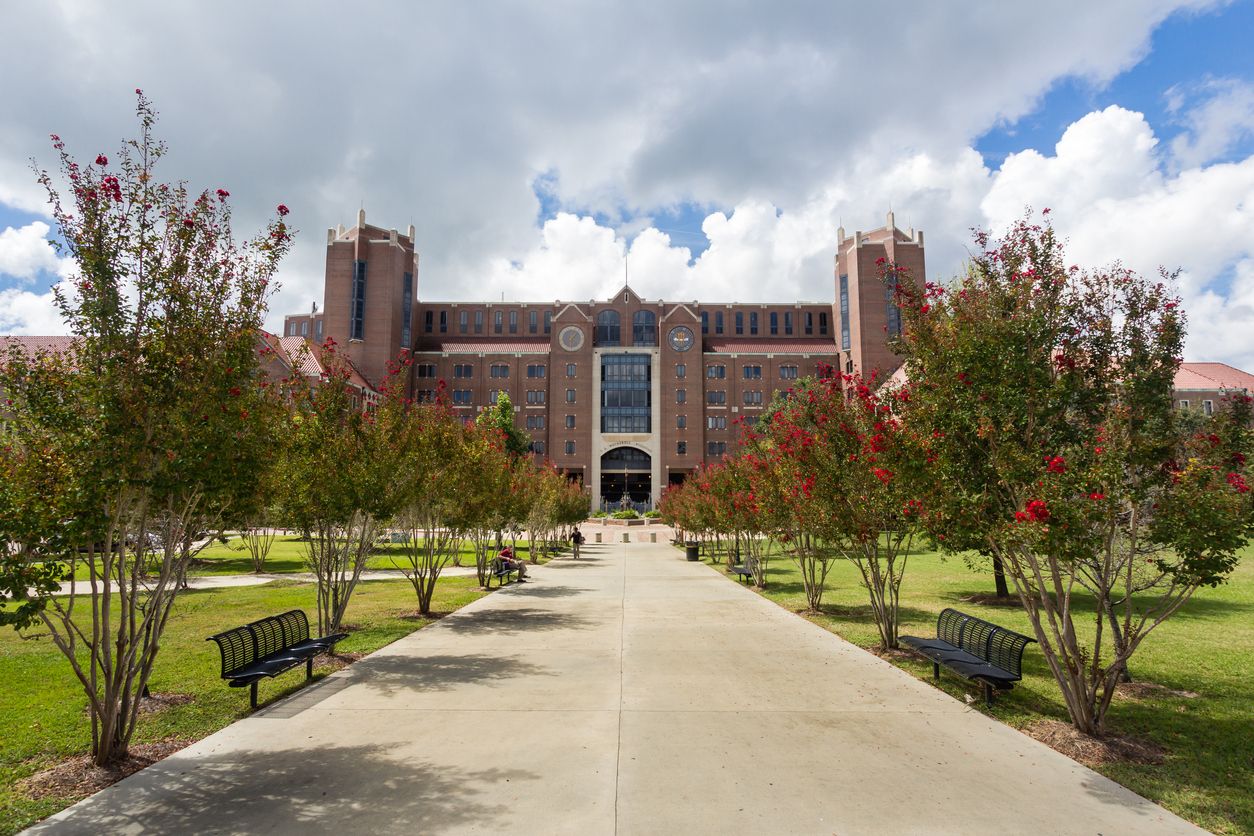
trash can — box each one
[623,533,630,543]
[685,542,700,561]
[595,532,601,543]
[650,532,657,543]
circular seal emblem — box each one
[558,326,585,351]
[668,325,695,352]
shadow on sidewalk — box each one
[28,742,534,834]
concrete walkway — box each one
[28,541,1201,835]
[50,566,480,596]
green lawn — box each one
[56,535,558,580]
[0,576,488,835]
[697,542,1254,834]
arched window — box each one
[632,310,657,346]
[595,310,621,345]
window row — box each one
[700,310,829,337]
[427,308,555,336]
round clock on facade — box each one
[668,325,695,352]
[558,326,585,351]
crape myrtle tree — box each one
[446,424,516,587]
[892,214,1252,735]
[0,91,290,766]
[747,371,926,642]
[388,375,475,616]
[278,340,401,635]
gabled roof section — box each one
[608,285,644,305]
[0,335,77,358]
[1174,362,1254,392]
[660,303,699,323]
[553,303,592,322]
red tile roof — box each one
[417,340,552,354]
[0,335,77,357]
[705,340,837,354]
[1174,362,1254,392]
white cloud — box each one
[0,285,69,335]
[1167,78,1254,168]
[0,221,72,284]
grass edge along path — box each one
[0,575,490,835]
[693,542,1253,836]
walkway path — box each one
[49,566,480,596]
[28,541,1201,835]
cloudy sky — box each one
[1,1,1253,368]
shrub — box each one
[612,509,639,519]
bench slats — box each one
[207,609,347,709]
[901,608,1035,705]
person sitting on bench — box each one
[499,546,527,582]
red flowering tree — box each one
[278,342,402,635]
[893,214,1252,734]
[0,92,290,766]
[750,371,926,645]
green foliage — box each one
[474,392,530,459]
[611,509,639,520]
[893,213,1252,734]
[0,92,289,765]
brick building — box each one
[285,210,925,510]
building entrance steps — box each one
[27,541,1202,835]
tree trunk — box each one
[991,551,1010,599]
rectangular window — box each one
[780,365,798,379]
[676,363,686,379]
[735,312,744,335]
[784,312,793,335]
[526,415,546,430]
[526,390,546,405]
[401,273,413,346]
[460,310,469,334]
[819,310,829,336]
[453,390,473,405]
[566,363,577,378]
[474,310,484,334]
[565,440,575,455]
[701,311,709,334]
[804,311,813,336]
[676,389,686,404]
[424,310,434,334]
[439,309,448,334]
[707,416,727,430]
[529,310,538,334]
[350,260,367,340]
[677,441,687,455]
[885,272,902,338]
[1178,400,1190,409]
[742,390,762,406]
[707,365,725,379]
[750,312,759,335]
[743,365,761,380]
[490,364,509,378]
[707,390,726,405]
[565,414,576,429]
[531,441,545,455]
[454,364,473,378]
[416,363,436,378]
[566,388,576,403]
[494,310,504,334]
[707,441,727,456]
[527,364,546,378]
[544,311,552,334]
[715,311,724,335]
[316,319,323,339]
[677,415,686,429]
[839,275,850,350]
[1204,400,1214,415]
[300,320,308,336]
[509,310,518,334]
[770,312,779,335]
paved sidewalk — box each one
[50,566,480,596]
[28,541,1201,835]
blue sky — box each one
[2,1,1253,367]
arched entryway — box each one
[600,446,652,509]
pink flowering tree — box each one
[750,371,926,645]
[0,92,290,766]
[893,214,1252,735]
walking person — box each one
[570,527,584,559]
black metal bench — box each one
[901,608,1035,705]
[489,557,518,588]
[730,555,756,584]
[207,609,347,709]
